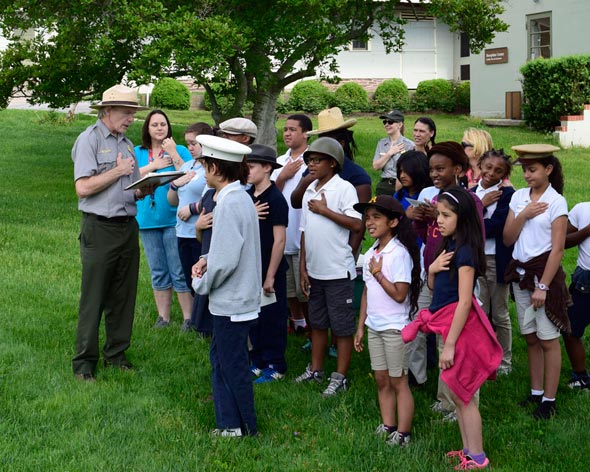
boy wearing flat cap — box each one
[246,145,290,383]
[192,135,261,437]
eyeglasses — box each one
[461,141,474,149]
[307,156,331,165]
[383,119,396,125]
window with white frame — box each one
[528,12,551,60]
[350,38,369,51]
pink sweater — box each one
[402,296,502,405]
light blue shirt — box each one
[175,159,208,238]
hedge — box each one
[332,82,369,113]
[287,80,331,113]
[521,55,590,132]
[372,78,410,112]
[151,78,191,111]
[412,79,455,113]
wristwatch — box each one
[535,282,549,291]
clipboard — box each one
[405,197,430,208]
[125,171,185,190]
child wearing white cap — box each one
[191,135,261,437]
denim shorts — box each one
[140,227,189,292]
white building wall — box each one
[325,19,457,89]
[470,0,590,118]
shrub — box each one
[151,78,191,110]
[521,55,590,132]
[372,78,410,112]
[287,80,331,113]
[332,82,369,113]
[454,81,470,113]
[275,94,290,114]
[202,83,253,115]
[412,79,455,113]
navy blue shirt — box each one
[429,240,475,313]
[199,189,217,255]
[303,157,372,188]
[247,182,289,279]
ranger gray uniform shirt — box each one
[72,119,140,218]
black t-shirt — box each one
[429,239,475,313]
[247,182,289,279]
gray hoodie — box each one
[196,181,262,317]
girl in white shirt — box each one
[353,196,420,447]
[503,144,568,420]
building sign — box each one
[485,47,508,65]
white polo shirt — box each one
[300,174,361,280]
[475,181,501,255]
[271,148,307,254]
[569,202,590,270]
[510,184,568,263]
[363,237,413,331]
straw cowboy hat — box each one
[90,84,149,110]
[307,107,357,136]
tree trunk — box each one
[251,86,281,149]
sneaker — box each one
[250,365,263,378]
[294,364,323,383]
[211,428,242,438]
[75,372,96,382]
[386,430,411,447]
[154,316,170,328]
[455,456,489,470]
[431,401,450,414]
[328,345,338,358]
[374,423,395,436]
[533,400,556,420]
[180,319,192,332]
[446,450,466,461]
[568,373,590,390]
[322,372,348,397]
[497,365,512,376]
[253,367,285,384]
[442,411,458,422]
[518,393,543,407]
[301,339,312,351]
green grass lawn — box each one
[0,109,589,471]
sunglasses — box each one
[382,119,397,125]
[307,156,331,165]
[461,141,474,149]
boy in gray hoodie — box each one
[192,135,261,437]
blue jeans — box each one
[210,316,257,435]
[140,227,189,292]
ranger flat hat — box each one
[247,144,282,169]
[90,84,148,110]
[512,144,560,163]
[197,134,252,162]
[219,117,258,138]
[307,107,357,136]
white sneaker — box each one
[211,428,242,437]
[322,372,348,397]
[375,423,391,436]
[386,430,411,447]
[294,364,323,383]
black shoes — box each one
[103,358,134,371]
[75,372,96,382]
[533,400,556,420]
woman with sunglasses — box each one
[373,110,415,196]
[461,128,493,189]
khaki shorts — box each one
[285,253,307,302]
[512,282,560,340]
[367,327,409,377]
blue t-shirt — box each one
[394,187,420,211]
[247,182,289,279]
[429,240,475,312]
[176,159,207,238]
[135,145,192,229]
